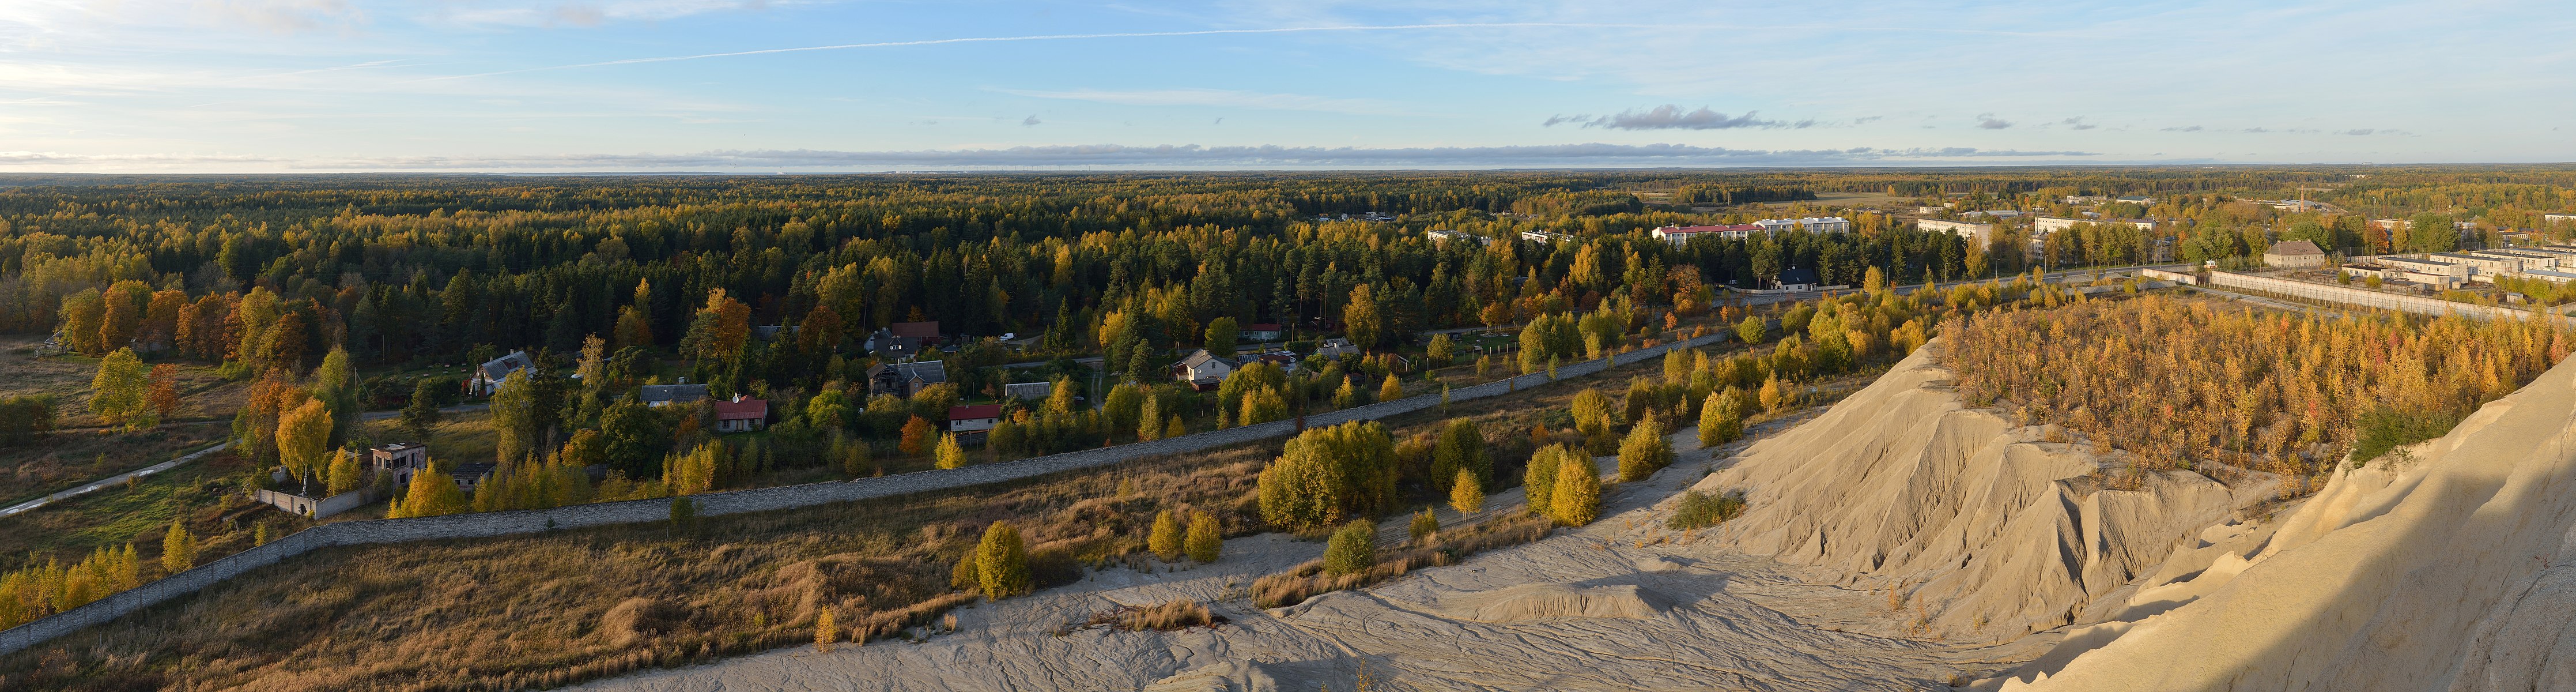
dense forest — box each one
[0,174,1981,379]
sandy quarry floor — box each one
[577,416,2029,692]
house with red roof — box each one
[949,404,1002,433]
[712,394,768,433]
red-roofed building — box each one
[890,320,940,341]
[949,404,1003,432]
[1650,224,1762,245]
[1243,323,1283,341]
[712,395,768,433]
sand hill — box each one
[1695,341,2276,645]
[1988,337,2576,690]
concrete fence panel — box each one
[0,331,1729,656]
[2203,270,2566,325]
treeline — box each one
[1944,295,2569,486]
[1,175,1976,396]
[1670,185,1815,205]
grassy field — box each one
[0,424,229,508]
[1,335,255,509]
[0,444,304,575]
[0,334,1742,691]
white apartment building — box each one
[1916,219,1995,242]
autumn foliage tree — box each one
[88,347,152,430]
[1255,421,1397,533]
[146,363,180,423]
[1944,295,2570,487]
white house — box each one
[1171,349,1236,388]
[468,351,535,396]
[1520,230,1576,244]
[1312,338,1359,359]
[948,404,1002,432]
[711,395,767,433]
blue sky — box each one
[1,0,2570,172]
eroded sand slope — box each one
[2001,345,2576,691]
[1696,342,2272,645]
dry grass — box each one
[0,446,301,575]
[0,336,248,429]
[0,423,229,508]
[1074,598,1219,633]
[1253,512,1554,608]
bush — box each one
[1323,520,1377,576]
[950,550,980,592]
[1667,490,1747,529]
[1448,468,1485,513]
[1698,389,1744,448]
[1431,418,1490,491]
[1256,422,1397,533]
[1523,443,1569,518]
[1550,453,1601,526]
[1148,510,1184,562]
[0,395,57,446]
[1616,414,1674,482]
[1185,513,1223,563]
[2353,406,2462,465]
[975,521,1032,599]
[1408,509,1438,544]
[1086,599,1215,631]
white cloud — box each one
[995,88,1415,115]
[1543,105,1809,130]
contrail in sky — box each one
[407,23,1668,82]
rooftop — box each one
[2267,240,2324,256]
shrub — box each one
[1698,388,1744,447]
[975,521,1032,599]
[1408,509,1438,544]
[1087,599,1214,631]
[1550,453,1601,526]
[934,432,966,469]
[1667,490,1747,529]
[0,395,56,447]
[1523,443,1568,518]
[2353,406,2462,465]
[899,415,934,456]
[1255,421,1397,533]
[1323,520,1377,576]
[1449,468,1485,514]
[949,550,980,592]
[1185,513,1223,563]
[1148,510,1184,562]
[1430,418,1490,491]
[814,607,837,653]
[1616,414,1674,482]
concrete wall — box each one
[2139,269,2199,286]
[252,487,379,520]
[2203,270,2566,325]
[0,331,1731,657]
